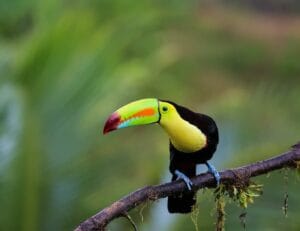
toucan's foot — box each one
[174,170,193,190]
[205,162,220,186]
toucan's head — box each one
[103,98,177,134]
[103,98,211,153]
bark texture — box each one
[75,142,300,231]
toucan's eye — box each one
[162,106,168,112]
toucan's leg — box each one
[205,162,220,186]
[174,170,193,190]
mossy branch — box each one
[75,142,300,231]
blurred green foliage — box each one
[1,1,300,230]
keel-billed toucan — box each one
[103,98,219,213]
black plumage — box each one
[164,101,219,213]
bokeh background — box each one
[1,0,300,230]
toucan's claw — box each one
[205,162,220,186]
[174,170,193,191]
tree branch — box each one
[75,142,300,231]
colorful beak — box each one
[103,98,160,134]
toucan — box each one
[103,98,220,213]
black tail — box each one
[167,166,196,213]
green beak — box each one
[103,98,160,134]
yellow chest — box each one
[160,115,207,153]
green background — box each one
[1,1,300,230]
